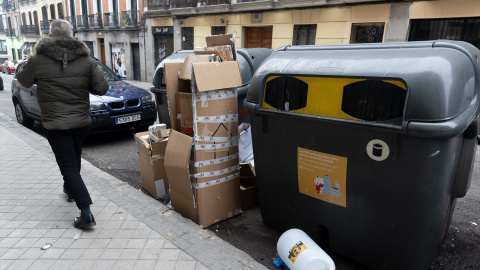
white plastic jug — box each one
[277,228,336,270]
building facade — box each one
[1,0,479,82]
[144,0,480,82]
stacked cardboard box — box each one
[164,34,243,227]
[134,130,170,199]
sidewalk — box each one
[0,112,268,270]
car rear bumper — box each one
[89,105,157,133]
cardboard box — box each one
[205,33,237,61]
[240,163,258,210]
[179,55,212,80]
[135,132,169,199]
[238,123,253,163]
[175,92,194,137]
[165,130,241,227]
[195,45,234,61]
[163,38,244,227]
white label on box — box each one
[191,172,240,189]
[194,114,238,123]
[191,165,240,178]
[193,140,238,150]
[155,179,166,198]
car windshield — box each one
[95,61,121,82]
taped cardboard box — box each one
[135,132,169,199]
[163,51,243,227]
[165,130,241,227]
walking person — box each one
[16,19,109,228]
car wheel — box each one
[14,101,34,127]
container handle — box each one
[406,97,478,139]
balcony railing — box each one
[199,0,230,5]
[120,10,141,27]
[40,20,52,32]
[88,13,103,28]
[20,24,39,35]
[170,0,196,8]
[6,28,16,37]
[103,12,119,28]
[65,16,76,28]
[2,2,14,11]
[147,0,169,10]
[76,14,89,29]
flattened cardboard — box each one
[238,123,253,163]
[206,34,237,61]
[192,61,242,92]
[164,130,196,222]
[240,163,258,210]
[195,45,233,61]
[176,92,194,137]
[179,55,211,80]
[165,62,190,131]
[135,132,169,199]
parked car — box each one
[11,59,157,133]
[2,60,16,74]
[150,48,273,126]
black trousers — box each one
[44,126,92,209]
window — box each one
[21,13,26,25]
[28,12,32,25]
[350,23,385,43]
[57,3,64,19]
[293,24,317,45]
[50,4,56,20]
[181,27,194,50]
[211,26,225,35]
[0,40,7,53]
[409,17,480,49]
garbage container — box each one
[244,40,480,270]
[151,48,273,127]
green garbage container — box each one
[244,40,480,270]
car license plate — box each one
[115,114,141,124]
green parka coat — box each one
[16,37,109,130]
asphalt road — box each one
[1,73,479,269]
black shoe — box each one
[63,187,74,202]
[73,214,96,229]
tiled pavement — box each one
[0,111,267,270]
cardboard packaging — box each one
[175,92,194,137]
[135,131,169,199]
[238,123,253,163]
[163,34,244,227]
[178,55,212,80]
[240,163,258,210]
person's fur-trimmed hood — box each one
[35,37,90,62]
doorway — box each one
[99,38,105,63]
[131,43,141,81]
[244,26,272,48]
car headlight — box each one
[141,94,154,104]
[90,102,106,111]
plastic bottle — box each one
[277,228,335,270]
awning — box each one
[23,43,32,54]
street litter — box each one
[470,222,477,226]
[167,233,173,237]
[277,229,335,270]
[73,232,83,240]
[40,243,52,250]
